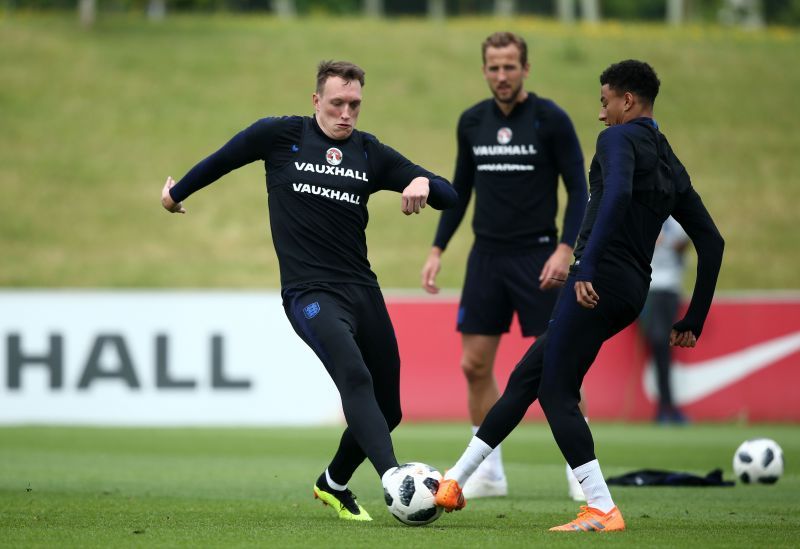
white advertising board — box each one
[0,291,342,425]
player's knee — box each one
[461,356,493,383]
[538,379,565,414]
[539,381,578,419]
[337,367,373,396]
[538,384,555,415]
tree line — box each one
[6,0,799,28]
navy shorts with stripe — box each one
[458,245,560,338]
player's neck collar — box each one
[492,92,533,118]
[311,114,356,143]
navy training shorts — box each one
[457,246,560,337]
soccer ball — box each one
[383,462,444,526]
[733,438,784,484]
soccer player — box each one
[435,60,724,532]
[420,31,588,500]
[161,60,457,521]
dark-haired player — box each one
[436,59,724,532]
[161,60,457,521]
[420,31,588,500]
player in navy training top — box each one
[435,60,724,532]
[420,31,588,500]
[161,61,457,521]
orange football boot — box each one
[549,505,625,532]
[435,478,466,512]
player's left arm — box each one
[552,106,590,247]
[540,108,589,289]
[539,244,574,289]
[401,176,434,216]
[669,184,724,345]
[366,138,457,214]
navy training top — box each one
[572,117,724,337]
[433,94,588,254]
[170,115,457,289]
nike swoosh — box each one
[643,330,800,405]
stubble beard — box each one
[492,82,523,105]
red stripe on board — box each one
[387,299,800,422]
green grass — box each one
[1,423,798,547]
[1,15,799,289]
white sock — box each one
[572,459,614,514]
[445,435,493,486]
[325,469,347,491]
[471,426,505,480]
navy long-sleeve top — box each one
[573,117,724,337]
[433,94,588,254]
[170,115,457,289]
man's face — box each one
[483,45,529,105]
[599,84,628,126]
[313,76,362,140]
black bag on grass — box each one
[606,468,734,487]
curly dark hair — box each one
[600,60,660,105]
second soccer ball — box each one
[733,438,784,484]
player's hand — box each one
[670,329,697,348]
[539,243,572,290]
[575,280,599,309]
[401,177,429,215]
[421,247,442,294]
[161,176,186,214]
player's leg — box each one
[318,287,404,516]
[540,307,619,529]
[283,287,394,520]
[566,393,589,501]
[438,331,549,510]
[510,246,586,500]
[539,278,640,531]
[460,333,508,497]
[462,334,502,430]
[438,324,591,509]
[354,286,403,456]
[457,249,513,497]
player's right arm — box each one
[421,245,444,294]
[422,114,475,293]
[162,118,278,213]
[572,126,636,298]
[161,176,185,213]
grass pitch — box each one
[1,423,798,547]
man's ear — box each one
[623,91,635,112]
